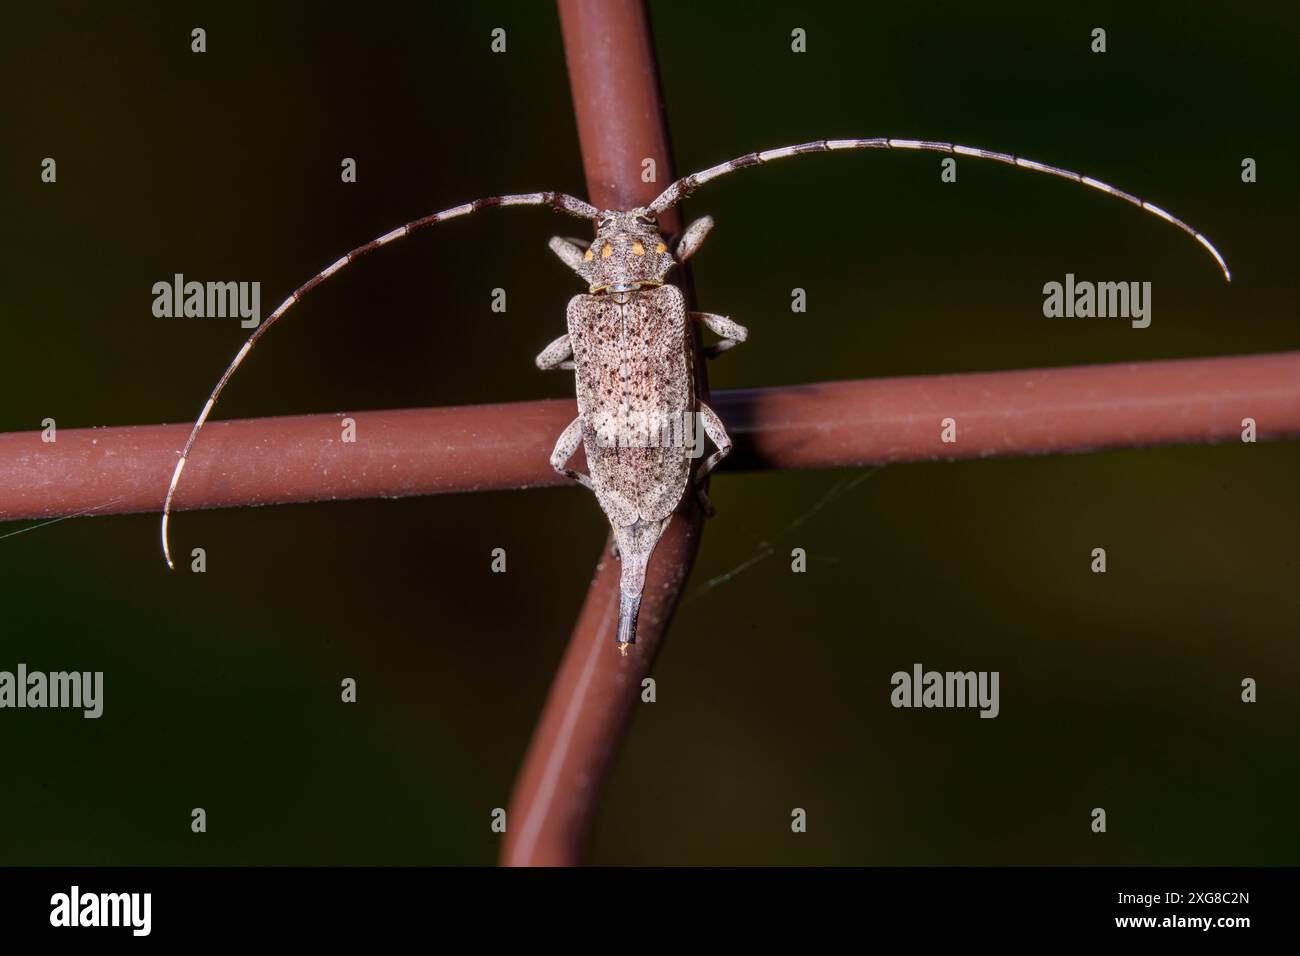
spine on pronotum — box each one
[161,138,1230,652]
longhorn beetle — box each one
[161,137,1231,653]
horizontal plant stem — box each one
[1,350,1296,524]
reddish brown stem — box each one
[499,0,701,867]
[2,351,1298,523]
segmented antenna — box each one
[160,191,598,568]
[649,139,1231,282]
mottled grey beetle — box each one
[161,138,1230,653]
[540,209,743,650]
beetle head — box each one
[577,209,675,297]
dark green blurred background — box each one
[2,1,1296,864]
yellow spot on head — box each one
[654,242,667,254]
[583,247,593,261]
[600,242,613,259]
[632,240,645,256]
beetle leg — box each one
[549,416,594,492]
[548,236,590,274]
[691,311,748,358]
[534,333,575,371]
[674,216,714,263]
[692,402,733,515]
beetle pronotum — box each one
[161,137,1230,653]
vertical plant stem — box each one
[500,0,705,866]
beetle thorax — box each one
[578,209,675,299]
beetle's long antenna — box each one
[160,191,598,568]
[649,139,1230,282]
